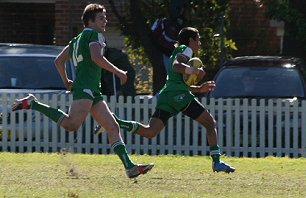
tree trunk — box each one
[109,0,166,95]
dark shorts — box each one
[152,98,206,125]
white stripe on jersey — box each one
[182,47,193,59]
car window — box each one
[0,56,72,89]
[211,66,305,98]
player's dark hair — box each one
[177,27,199,46]
[82,4,106,27]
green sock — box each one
[31,100,67,124]
[210,144,221,163]
[113,114,139,133]
[111,140,134,169]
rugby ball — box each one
[183,57,203,86]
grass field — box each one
[0,152,305,198]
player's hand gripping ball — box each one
[183,57,204,86]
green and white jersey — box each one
[69,28,106,93]
[160,45,193,93]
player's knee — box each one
[143,128,159,139]
[58,115,80,131]
[144,133,155,139]
[64,123,81,132]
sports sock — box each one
[31,100,68,124]
[210,144,221,163]
[113,114,140,133]
[111,140,135,169]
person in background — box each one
[151,0,185,94]
[101,46,136,96]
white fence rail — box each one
[1,93,305,157]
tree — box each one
[263,0,306,60]
[108,0,236,94]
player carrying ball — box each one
[96,27,235,173]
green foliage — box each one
[125,38,153,94]
[124,0,236,84]
[264,0,306,44]
[182,0,236,67]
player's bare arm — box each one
[173,53,190,73]
[190,81,216,93]
[173,53,205,78]
[54,45,73,91]
[89,42,127,84]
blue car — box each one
[0,43,75,141]
[207,56,306,154]
[210,56,306,100]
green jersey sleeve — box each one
[161,45,194,92]
[68,28,105,93]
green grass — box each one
[0,153,305,198]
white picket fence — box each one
[0,93,305,157]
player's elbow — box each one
[54,56,61,67]
[64,124,80,132]
[54,55,66,69]
[55,46,70,67]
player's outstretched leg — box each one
[94,113,139,135]
[126,163,154,179]
[12,93,68,124]
[12,94,37,111]
[111,140,154,179]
